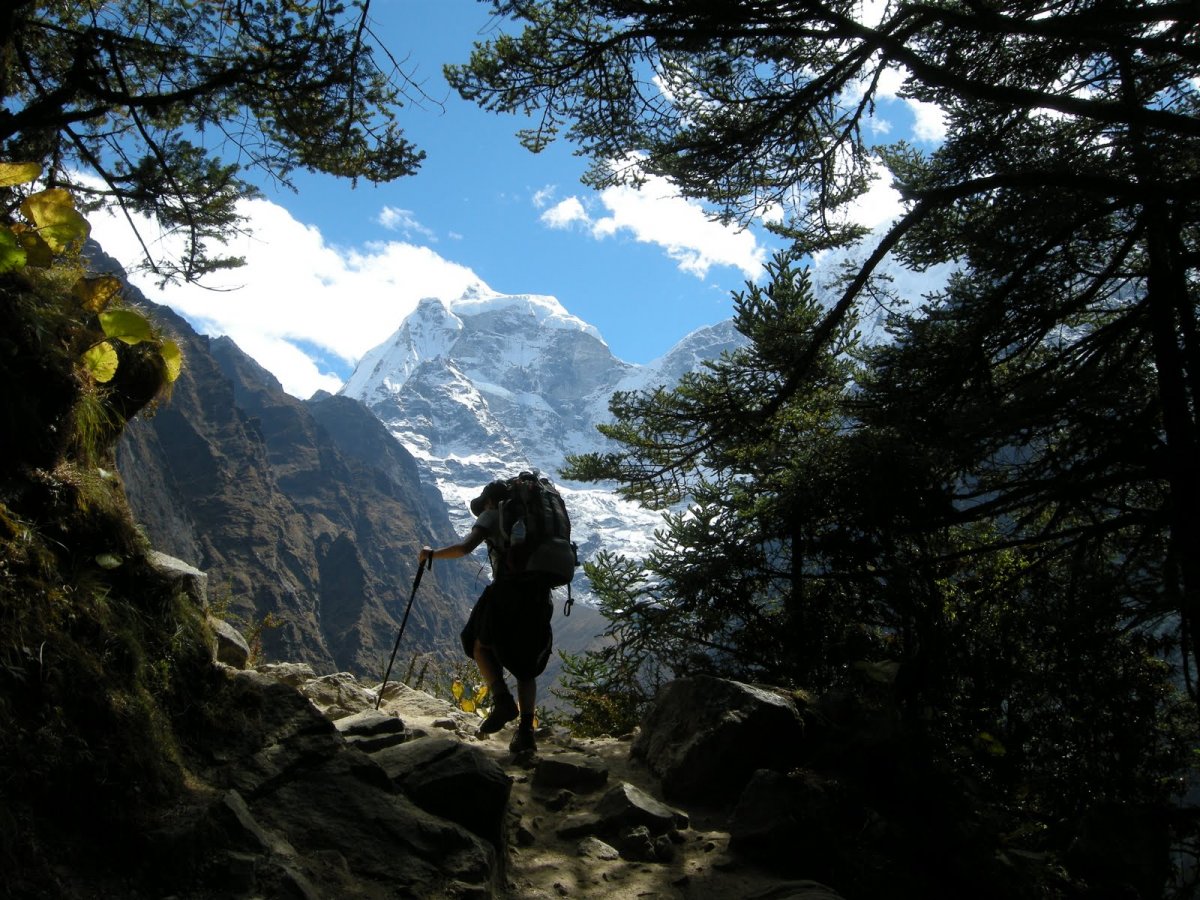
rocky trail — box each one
[287,663,841,900]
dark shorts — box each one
[460,574,554,680]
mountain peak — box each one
[340,296,747,586]
[449,287,605,344]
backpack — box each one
[494,471,578,595]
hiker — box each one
[419,479,554,754]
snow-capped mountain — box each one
[340,286,746,575]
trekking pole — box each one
[376,555,432,710]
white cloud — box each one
[87,198,485,399]
[908,99,948,142]
[541,196,590,229]
[848,159,904,229]
[378,206,437,241]
[863,64,948,143]
[537,172,767,279]
[532,185,557,209]
[594,180,765,277]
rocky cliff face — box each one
[110,261,478,676]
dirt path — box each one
[474,729,793,900]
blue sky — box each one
[88,0,943,398]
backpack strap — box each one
[563,581,573,616]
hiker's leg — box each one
[508,677,537,752]
[474,639,507,694]
[476,639,519,733]
[516,677,536,718]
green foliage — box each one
[0,173,211,890]
[564,253,864,686]
[560,250,1197,893]
[551,648,645,738]
[1,166,182,422]
[207,584,284,668]
[2,0,428,282]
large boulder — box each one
[173,669,498,897]
[632,676,805,803]
[373,736,512,849]
[209,617,251,669]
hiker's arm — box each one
[419,526,487,564]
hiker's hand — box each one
[419,546,434,565]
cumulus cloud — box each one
[87,198,485,399]
[848,159,905,229]
[541,196,589,229]
[861,64,948,143]
[908,99,949,142]
[536,173,767,279]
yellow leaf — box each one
[0,162,42,188]
[73,275,124,313]
[99,309,154,345]
[160,340,183,382]
[14,227,53,268]
[95,553,123,570]
[20,188,90,253]
[461,699,476,714]
[83,341,120,383]
[451,680,465,701]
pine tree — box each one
[453,0,1200,699]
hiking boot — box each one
[479,692,518,734]
[509,725,536,755]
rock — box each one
[577,836,620,861]
[535,788,575,811]
[617,825,657,862]
[531,752,609,792]
[557,813,604,840]
[594,781,689,837]
[372,736,512,848]
[205,790,281,855]
[654,834,676,862]
[218,670,345,797]
[298,670,377,719]
[515,820,537,846]
[209,616,251,669]
[334,708,408,752]
[632,676,804,803]
[249,751,495,896]
[255,661,318,686]
[145,550,208,608]
[377,681,482,735]
[183,670,496,898]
